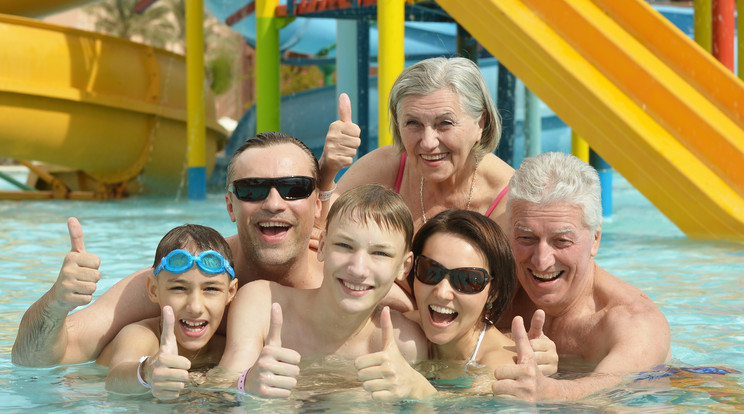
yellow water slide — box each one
[437,0,744,241]
[0,0,227,199]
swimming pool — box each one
[1,172,742,412]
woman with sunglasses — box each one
[358,209,555,398]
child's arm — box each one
[355,307,436,400]
[104,306,191,400]
[101,321,160,395]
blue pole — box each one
[590,149,612,219]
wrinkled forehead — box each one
[510,201,586,229]
[235,144,314,179]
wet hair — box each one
[326,184,414,252]
[225,131,319,187]
[407,209,516,323]
[508,152,603,234]
[153,224,233,270]
[388,57,502,159]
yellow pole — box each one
[377,0,404,148]
[694,0,712,53]
[256,0,280,132]
[186,0,206,200]
[571,130,589,163]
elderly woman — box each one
[319,57,513,234]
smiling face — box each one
[317,214,413,315]
[509,201,601,314]
[413,232,490,353]
[398,88,484,183]
[226,143,321,267]
[148,264,237,357]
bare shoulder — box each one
[479,153,514,187]
[598,267,669,337]
[389,309,428,360]
[337,145,402,191]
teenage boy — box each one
[213,184,428,399]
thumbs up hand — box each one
[526,310,558,376]
[354,307,435,400]
[49,217,102,314]
[243,303,301,398]
[492,315,545,401]
[146,305,191,400]
[320,93,362,180]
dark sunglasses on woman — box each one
[414,254,491,294]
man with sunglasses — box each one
[13,132,411,367]
[492,152,671,401]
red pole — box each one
[712,0,735,71]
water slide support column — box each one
[712,0,735,71]
[377,0,404,148]
[256,0,280,133]
[186,0,206,200]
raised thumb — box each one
[511,315,533,365]
[380,306,396,351]
[68,217,86,253]
[338,93,352,124]
[159,305,179,355]
[527,309,546,340]
[266,302,283,347]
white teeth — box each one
[259,222,289,228]
[181,320,206,332]
[531,270,561,280]
[421,153,446,161]
[430,305,455,314]
[342,280,371,291]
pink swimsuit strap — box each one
[486,185,509,216]
[394,152,407,193]
[394,151,508,216]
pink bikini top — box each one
[393,153,508,217]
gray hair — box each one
[507,152,603,233]
[388,57,501,159]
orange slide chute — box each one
[436,0,744,241]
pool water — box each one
[1,172,742,413]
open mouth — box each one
[421,153,447,162]
[258,221,290,236]
[180,319,207,336]
[429,304,457,325]
[530,270,562,282]
[339,279,373,296]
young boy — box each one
[96,224,238,400]
[212,184,428,399]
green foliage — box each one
[280,65,325,96]
[83,0,241,95]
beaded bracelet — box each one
[137,356,151,389]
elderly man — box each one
[12,132,412,367]
[494,152,671,400]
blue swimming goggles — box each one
[153,249,235,280]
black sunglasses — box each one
[228,176,315,202]
[414,255,491,294]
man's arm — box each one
[493,306,671,401]
[12,219,160,366]
[13,217,100,366]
